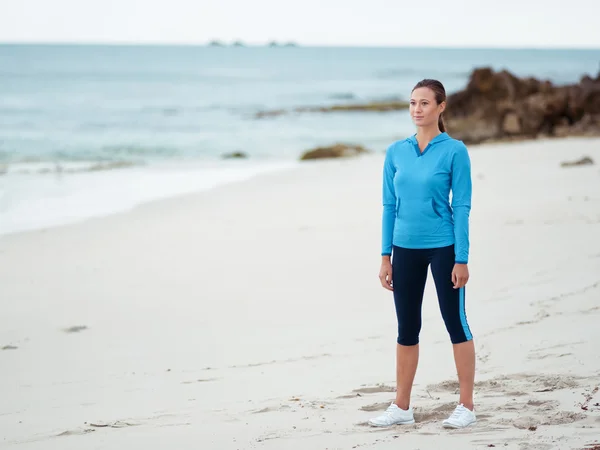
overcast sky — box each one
[1,0,599,48]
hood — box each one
[407,132,451,146]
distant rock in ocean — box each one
[206,40,297,48]
[267,41,298,47]
[222,151,248,159]
[299,143,371,160]
[444,67,600,145]
[255,99,409,119]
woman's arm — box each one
[451,144,472,264]
[381,145,397,256]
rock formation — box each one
[444,67,600,145]
[300,143,370,160]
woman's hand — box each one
[379,257,393,291]
[452,263,469,289]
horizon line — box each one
[1,40,600,51]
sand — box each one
[0,137,599,450]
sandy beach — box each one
[1,136,599,449]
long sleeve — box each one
[451,144,472,264]
[381,145,397,255]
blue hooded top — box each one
[381,132,472,264]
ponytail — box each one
[438,113,446,133]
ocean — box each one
[1,44,599,235]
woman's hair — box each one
[412,79,447,132]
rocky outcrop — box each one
[445,67,600,145]
[300,143,371,160]
[255,100,409,119]
[222,151,248,159]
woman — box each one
[368,79,476,429]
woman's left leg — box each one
[430,245,476,427]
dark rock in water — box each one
[255,109,287,119]
[300,143,370,160]
[255,100,409,119]
[560,156,594,167]
[444,67,600,145]
[2,345,18,350]
[222,151,248,159]
[305,100,409,113]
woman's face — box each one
[410,87,445,128]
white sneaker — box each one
[442,404,476,429]
[368,402,415,427]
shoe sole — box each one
[442,421,476,429]
[368,419,415,427]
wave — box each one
[0,107,45,115]
[98,145,181,158]
[0,144,184,168]
[329,92,356,100]
[138,104,227,116]
[0,70,270,84]
[0,159,299,236]
[0,160,141,176]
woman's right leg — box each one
[368,246,428,427]
[392,245,429,409]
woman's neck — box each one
[416,126,442,151]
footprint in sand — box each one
[57,421,137,437]
[528,352,573,360]
[360,402,390,412]
[88,421,138,428]
[352,384,396,394]
[57,429,96,436]
[181,378,219,384]
[63,325,88,333]
[517,443,555,450]
[477,348,490,364]
[424,372,596,434]
[511,410,587,430]
[413,402,457,423]
[426,379,460,393]
[429,373,580,397]
[337,393,363,399]
[526,399,554,407]
[252,407,278,414]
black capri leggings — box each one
[392,244,473,346]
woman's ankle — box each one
[393,399,411,410]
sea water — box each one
[1,44,599,234]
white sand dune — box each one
[0,137,599,449]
